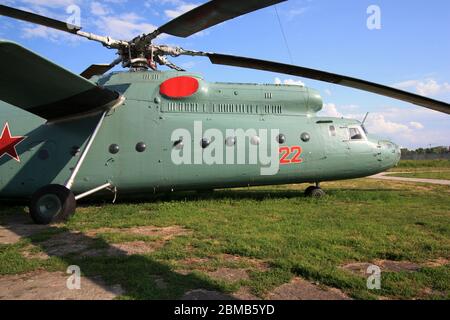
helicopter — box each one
[0,0,449,225]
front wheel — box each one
[305,186,326,198]
[29,185,76,225]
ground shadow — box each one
[75,187,402,206]
[0,208,237,300]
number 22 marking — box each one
[279,146,303,165]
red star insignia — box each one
[0,123,27,163]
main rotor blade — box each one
[0,5,128,48]
[208,54,450,115]
[151,0,286,39]
[0,4,80,34]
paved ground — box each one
[369,172,450,186]
[0,271,124,300]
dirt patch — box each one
[85,225,191,240]
[423,257,449,268]
[207,268,249,283]
[0,215,51,244]
[341,258,449,276]
[39,232,97,256]
[340,262,374,276]
[341,260,421,275]
[84,241,164,257]
[181,289,236,300]
[266,277,351,300]
[0,271,124,300]
[374,260,422,272]
[18,225,192,258]
[20,244,50,260]
[220,254,270,271]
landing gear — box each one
[29,185,76,225]
[304,183,326,198]
[28,111,114,225]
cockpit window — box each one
[349,127,364,140]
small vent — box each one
[264,92,273,99]
[167,102,200,112]
[213,103,256,114]
[263,105,282,114]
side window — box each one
[349,128,363,140]
[329,125,336,137]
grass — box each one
[0,161,449,300]
[392,159,450,171]
[387,171,450,180]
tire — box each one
[29,185,76,225]
[309,188,326,198]
[304,186,317,197]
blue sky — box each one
[1,0,449,148]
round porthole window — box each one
[201,138,211,149]
[136,142,147,153]
[173,139,184,150]
[251,136,261,145]
[301,132,311,142]
[109,144,120,154]
[277,134,286,144]
[38,149,49,160]
[225,137,236,146]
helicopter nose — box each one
[378,140,401,169]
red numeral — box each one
[279,146,303,165]
[291,146,303,163]
[279,147,291,165]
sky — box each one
[0,0,449,149]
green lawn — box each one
[387,171,450,180]
[392,159,450,171]
[0,177,449,300]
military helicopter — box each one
[0,0,449,225]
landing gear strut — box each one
[29,112,111,225]
[304,183,326,198]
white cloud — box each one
[321,103,342,118]
[19,0,82,8]
[409,121,424,130]
[91,2,110,16]
[394,78,450,96]
[274,77,305,87]
[164,3,199,19]
[366,113,410,135]
[94,12,157,40]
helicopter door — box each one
[316,123,351,173]
[318,124,350,156]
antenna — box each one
[362,112,370,125]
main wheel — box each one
[309,187,326,198]
[304,186,317,197]
[29,185,76,225]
